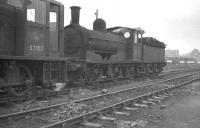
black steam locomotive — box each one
[0,0,166,96]
[65,7,165,84]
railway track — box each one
[41,72,200,128]
[159,68,200,77]
[0,71,200,128]
[0,68,197,104]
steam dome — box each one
[93,18,106,32]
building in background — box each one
[183,49,200,63]
[165,49,179,57]
[165,49,199,64]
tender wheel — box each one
[7,65,32,96]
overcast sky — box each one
[57,0,200,54]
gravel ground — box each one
[152,82,200,128]
[0,74,199,128]
[100,81,200,128]
[0,79,155,115]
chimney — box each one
[70,6,81,25]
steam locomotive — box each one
[0,0,166,97]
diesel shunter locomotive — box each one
[0,0,166,97]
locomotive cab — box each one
[24,0,64,57]
[108,27,145,61]
[0,0,66,96]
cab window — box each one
[27,0,46,24]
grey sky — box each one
[57,0,200,54]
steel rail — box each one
[42,74,200,128]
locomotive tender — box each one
[0,0,166,96]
